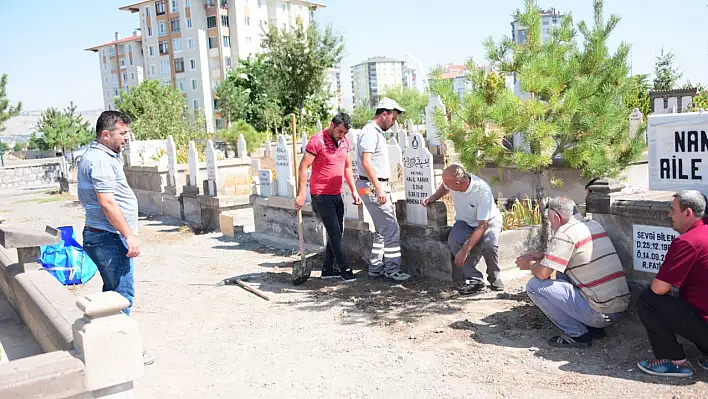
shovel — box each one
[290,114,312,285]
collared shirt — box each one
[305,129,349,195]
[541,217,630,314]
[656,219,708,322]
[357,121,390,179]
[77,141,139,236]
[444,175,501,227]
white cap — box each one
[375,97,406,113]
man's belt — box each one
[359,176,389,182]
[85,225,107,233]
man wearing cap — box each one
[356,97,411,282]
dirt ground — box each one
[1,186,707,398]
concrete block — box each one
[0,225,60,249]
[219,214,236,237]
[182,185,200,197]
[182,196,201,225]
[0,350,87,399]
[73,292,144,391]
[161,194,183,221]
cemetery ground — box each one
[1,187,707,398]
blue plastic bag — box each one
[39,226,98,285]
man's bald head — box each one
[442,164,470,192]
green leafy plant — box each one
[218,120,265,155]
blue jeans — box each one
[82,229,135,315]
[526,272,622,337]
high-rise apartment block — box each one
[86,0,326,131]
[351,57,411,108]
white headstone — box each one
[258,169,273,197]
[667,97,678,112]
[629,108,644,140]
[653,98,664,114]
[388,139,403,179]
[275,134,294,197]
[316,120,323,132]
[425,94,445,146]
[237,133,247,159]
[301,132,308,154]
[188,140,198,187]
[389,137,398,146]
[343,129,360,220]
[205,139,219,196]
[647,112,708,196]
[398,127,407,151]
[404,133,434,226]
[264,138,272,158]
[59,156,70,179]
[166,135,178,188]
[407,119,415,134]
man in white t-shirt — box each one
[423,164,504,294]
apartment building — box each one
[86,32,146,111]
[324,67,342,114]
[87,0,324,131]
[351,57,410,108]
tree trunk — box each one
[535,170,549,253]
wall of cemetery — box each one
[0,162,60,189]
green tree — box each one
[218,120,266,155]
[261,20,344,119]
[382,86,428,125]
[351,98,374,129]
[31,102,93,155]
[431,0,644,242]
[626,73,652,118]
[215,55,282,133]
[0,74,22,133]
[652,49,682,92]
[13,142,24,151]
[116,80,206,146]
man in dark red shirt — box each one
[637,190,708,378]
[295,113,361,281]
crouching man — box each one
[516,197,630,348]
[636,190,708,378]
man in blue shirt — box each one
[78,111,153,365]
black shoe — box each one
[587,326,606,339]
[340,268,357,282]
[321,268,340,280]
[489,279,505,291]
[458,281,486,295]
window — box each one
[159,40,169,54]
[114,89,119,97]
[222,36,230,48]
[109,46,116,56]
[170,0,178,12]
[130,72,135,80]
[189,58,197,70]
[170,17,181,33]
[158,20,167,36]
[122,71,128,81]
[149,46,155,56]
[173,38,182,52]
[222,15,230,27]
[245,37,252,46]
[104,76,109,84]
[160,60,170,75]
[174,57,185,73]
[207,16,217,28]
[155,0,165,15]
[150,64,157,76]
[193,99,199,110]
[186,18,192,28]
[112,74,118,83]
[178,78,186,92]
[208,36,218,49]
[147,26,153,36]
[127,44,132,53]
[103,48,107,57]
[185,0,190,6]
[103,63,108,71]
[243,16,249,26]
[129,57,134,66]
[187,38,194,49]
[120,58,126,67]
[106,89,111,98]
[191,79,198,90]
[145,6,151,16]
[225,57,232,68]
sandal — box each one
[548,333,591,349]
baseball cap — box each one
[375,97,406,113]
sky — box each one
[1,0,707,112]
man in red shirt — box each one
[637,190,708,378]
[295,113,361,281]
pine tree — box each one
[0,74,22,133]
[652,49,682,92]
[430,0,644,244]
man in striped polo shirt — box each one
[515,197,630,348]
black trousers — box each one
[637,288,708,360]
[310,194,348,271]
